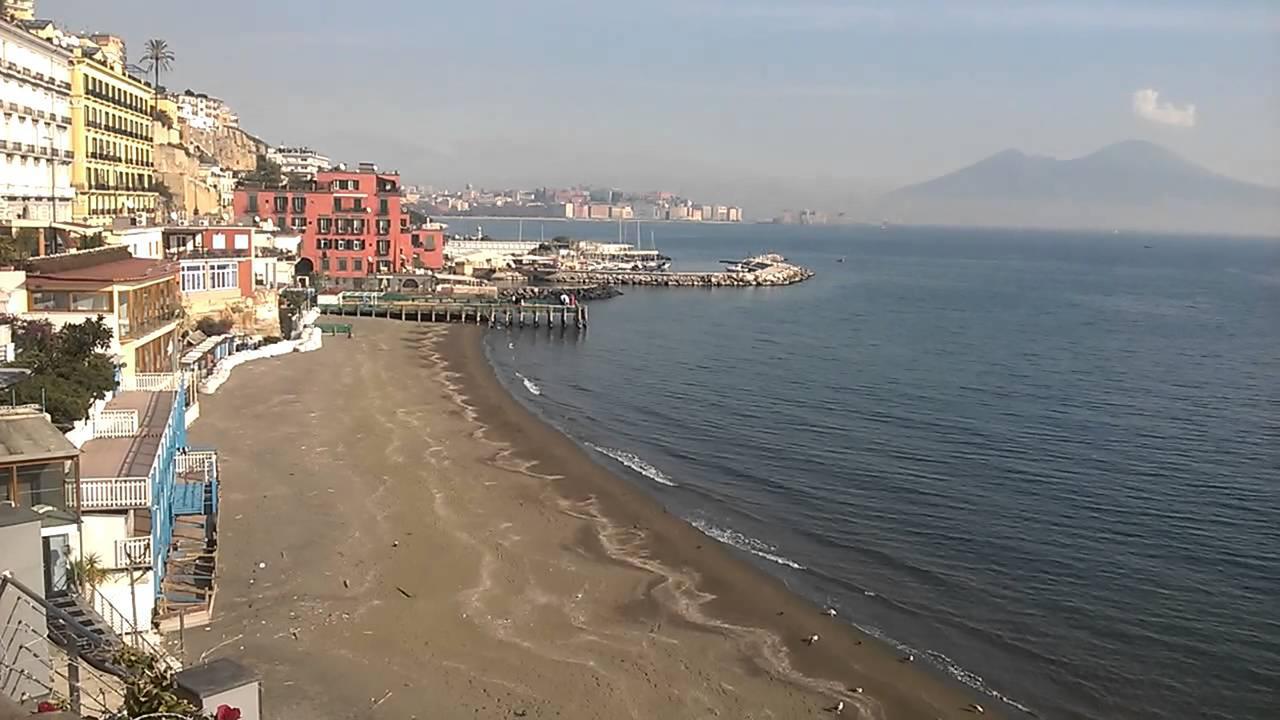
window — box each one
[234,233,250,250]
[317,238,332,250]
[181,264,206,292]
[336,239,348,251]
[292,196,306,213]
[273,196,287,213]
[337,258,348,272]
[16,462,69,509]
[29,291,68,311]
[377,219,391,235]
[317,217,332,233]
[424,234,437,251]
[352,239,364,252]
[291,216,307,230]
[320,256,330,271]
[336,218,351,234]
[333,197,343,212]
[212,233,227,250]
[353,219,366,234]
[351,199,364,211]
[411,233,421,248]
[400,217,409,229]
[210,262,238,290]
[376,239,391,256]
[353,258,363,272]
[276,217,287,232]
[70,292,111,311]
[378,198,389,215]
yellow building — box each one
[69,50,157,225]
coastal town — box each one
[0,2,835,718]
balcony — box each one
[92,409,139,438]
[113,536,153,569]
[77,476,149,510]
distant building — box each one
[175,89,237,130]
[0,0,34,21]
[0,19,74,223]
[266,146,330,179]
[587,203,611,220]
[233,167,444,289]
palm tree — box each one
[137,39,175,92]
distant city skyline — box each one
[40,0,1280,214]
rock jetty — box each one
[548,261,814,288]
[501,284,623,303]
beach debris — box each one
[371,690,392,709]
[392,540,399,548]
[396,586,415,599]
[514,711,527,718]
[968,703,986,714]
[804,634,820,645]
[824,607,838,617]
[343,579,350,588]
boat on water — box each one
[721,253,789,273]
[570,242,672,272]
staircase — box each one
[35,594,126,678]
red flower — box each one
[36,701,59,713]
[215,705,242,720]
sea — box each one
[449,219,1280,720]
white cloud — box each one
[1132,89,1197,128]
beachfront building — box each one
[233,165,445,289]
[23,246,181,382]
[265,146,328,179]
[162,226,256,316]
[0,18,74,224]
[68,45,157,225]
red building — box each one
[232,166,444,288]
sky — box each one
[41,0,1280,213]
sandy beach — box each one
[180,318,994,719]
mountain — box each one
[877,141,1280,236]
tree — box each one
[0,227,40,265]
[68,553,108,595]
[5,316,117,427]
[240,154,284,187]
[137,39,175,93]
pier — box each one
[319,299,588,330]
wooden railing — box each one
[92,409,138,438]
[175,450,217,477]
[119,372,182,392]
[113,536,153,570]
[77,476,149,510]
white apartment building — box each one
[175,89,237,131]
[266,146,330,179]
[0,20,73,222]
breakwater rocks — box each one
[547,264,815,288]
[501,284,623,303]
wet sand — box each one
[181,318,995,719]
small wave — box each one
[852,621,1038,716]
[586,443,677,486]
[689,518,806,570]
[514,372,542,396]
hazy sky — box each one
[42,0,1280,211]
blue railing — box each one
[149,380,188,599]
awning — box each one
[180,334,231,364]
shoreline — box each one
[442,325,997,718]
[181,318,996,718]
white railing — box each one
[91,409,138,438]
[119,372,182,392]
[113,536,153,569]
[175,450,217,476]
[76,476,149,510]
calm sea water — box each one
[452,219,1280,720]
